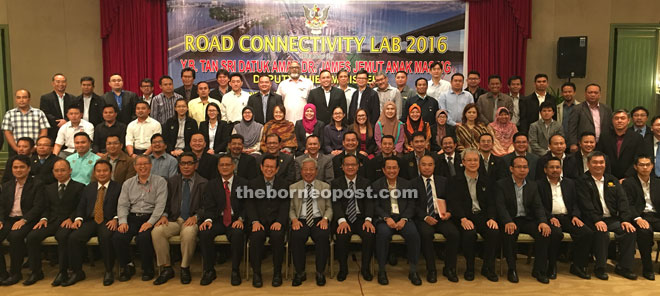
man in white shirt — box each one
[126,101,162,156]
[277,61,313,122]
[374,72,403,119]
[336,69,356,108]
[427,62,451,100]
[138,78,155,105]
[220,73,249,123]
[53,106,94,158]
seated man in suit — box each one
[113,155,168,282]
[198,154,248,286]
[367,135,406,182]
[622,155,660,280]
[256,134,296,185]
[24,159,85,286]
[226,134,258,180]
[295,135,334,183]
[502,132,539,180]
[478,133,506,184]
[332,131,368,180]
[435,135,463,178]
[529,101,563,156]
[289,158,333,286]
[578,151,637,280]
[414,155,460,283]
[31,136,61,185]
[151,152,208,285]
[400,131,437,180]
[538,157,593,280]
[1,137,34,184]
[0,157,44,285]
[565,131,611,179]
[331,155,375,282]
[245,155,289,287]
[66,160,120,286]
[374,157,422,286]
[449,148,499,282]
[189,133,219,180]
[496,156,552,283]
[535,134,573,180]
[597,109,644,180]
[307,70,347,125]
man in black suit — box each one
[502,132,539,181]
[622,155,660,280]
[307,70,347,125]
[332,155,375,282]
[247,74,283,124]
[367,135,406,182]
[226,134,258,180]
[449,148,499,282]
[23,159,85,286]
[1,137,34,184]
[245,155,289,287]
[567,83,613,152]
[92,105,127,155]
[478,133,506,184]
[332,131,368,180]
[76,76,104,126]
[496,156,552,284]
[414,155,460,283]
[629,106,652,138]
[209,69,229,101]
[256,134,296,185]
[400,132,440,180]
[65,160,120,286]
[189,133,219,180]
[30,136,60,185]
[596,109,644,179]
[103,74,138,124]
[374,157,422,286]
[577,151,637,280]
[519,74,556,133]
[0,156,44,286]
[536,134,576,180]
[174,67,198,101]
[565,131,613,179]
[40,73,77,140]
[198,154,249,286]
[537,157,593,280]
[435,135,463,178]
[348,69,379,124]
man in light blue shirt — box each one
[437,73,474,126]
[148,134,178,178]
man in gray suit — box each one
[295,135,334,183]
[289,158,333,287]
[567,83,612,152]
[529,101,564,156]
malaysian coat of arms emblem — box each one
[303,4,329,35]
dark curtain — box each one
[467,0,531,94]
[100,0,168,93]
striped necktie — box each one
[346,180,357,223]
[305,183,315,227]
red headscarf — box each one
[302,103,317,134]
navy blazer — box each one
[75,181,121,222]
[537,177,581,219]
[103,90,138,124]
[0,176,44,224]
[201,176,249,222]
[373,177,415,221]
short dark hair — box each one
[52,73,66,81]
[135,101,150,109]
[539,101,555,111]
[343,154,359,165]
[159,75,173,85]
[478,132,493,142]
[80,76,95,86]
[549,133,565,144]
[178,151,198,162]
[487,75,501,82]
[12,155,31,167]
[507,75,522,85]
[17,137,35,148]
[411,131,426,141]
[561,82,576,92]
[467,70,480,78]
[175,97,187,107]
[218,153,233,162]
[215,69,230,79]
[651,115,660,126]
[587,150,605,162]
[544,157,562,168]
[415,77,428,86]
[382,156,400,169]
[73,131,91,142]
[381,135,395,143]
[343,131,358,141]
[585,83,601,91]
[510,155,528,167]
[395,70,407,77]
[631,106,649,117]
[197,81,209,89]
[356,69,369,78]
[94,159,112,171]
[634,155,653,166]
[513,132,528,142]
[229,134,244,143]
[430,61,442,69]
[150,133,164,143]
[36,136,53,146]
[66,105,82,114]
[613,108,629,118]
[305,134,319,144]
[579,131,596,141]
[140,78,153,87]
[451,73,464,81]
[534,73,548,81]
[266,133,281,143]
[181,67,196,79]
[102,104,118,113]
[319,69,331,77]
[261,154,279,167]
[229,73,242,80]
[440,135,456,145]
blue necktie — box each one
[115,94,122,110]
[181,179,191,220]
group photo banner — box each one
[167,0,466,91]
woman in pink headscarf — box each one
[294,103,325,156]
[488,107,517,156]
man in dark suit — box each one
[30,136,60,185]
[1,137,34,184]
[0,156,44,285]
[174,67,198,101]
[502,132,539,181]
[436,135,463,178]
[256,133,296,185]
[629,106,652,138]
[348,69,379,124]
[23,159,85,286]
[596,109,644,179]
[245,155,289,287]
[65,160,120,286]
[367,135,406,182]
[226,134,258,180]
[40,73,77,140]
[76,76,105,126]
[519,74,557,133]
[198,154,249,286]
[478,133,506,184]
[103,74,138,124]
[577,151,637,280]
[307,70,347,125]
[448,148,499,282]
[400,132,440,180]
[536,134,576,180]
[295,135,334,183]
[414,155,460,283]
[496,156,552,284]
[622,155,660,280]
[565,131,611,179]
[332,155,375,282]
[332,131,368,180]
[373,157,422,286]
[189,133,219,180]
[247,74,283,124]
[537,158,593,279]
[567,83,613,152]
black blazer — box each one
[429,124,457,153]
[332,152,368,180]
[245,176,290,225]
[642,135,659,177]
[307,86,347,125]
[622,176,660,219]
[29,154,60,185]
[413,175,450,220]
[42,180,85,223]
[399,151,441,180]
[435,152,463,178]
[247,92,283,124]
[256,153,296,186]
[174,84,198,101]
[352,127,378,156]
[331,175,374,223]
[448,173,497,220]
[201,176,248,222]
[479,154,507,184]
[40,91,77,139]
[373,177,415,220]
[198,120,231,153]
[348,87,380,125]
[596,128,644,179]
[103,90,138,124]
[537,177,581,219]
[294,119,325,156]
[366,154,407,182]
[75,181,121,222]
[0,176,44,224]
[495,178,547,224]
[163,116,198,153]
[503,152,539,181]
[74,93,105,126]
[234,153,258,180]
[196,152,219,181]
[577,173,633,223]
[535,152,577,180]
[564,151,611,180]
[519,92,557,133]
[166,173,207,221]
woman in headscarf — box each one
[456,103,489,151]
[374,101,406,154]
[261,104,297,154]
[294,103,324,156]
[351,108,377,159]
[232,106,264,155]
[403,104,431,152]
[488,107,517,157]
[198,102,231,154]
[323,106,347,155]
[430,109,456,154]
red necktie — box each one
[223,181,232,227]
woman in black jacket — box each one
[293,104,324,156]
[163,98,198,156]
[198,102,231,154]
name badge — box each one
[391,203,400,215]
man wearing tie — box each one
[436,136,462,178]
[247,74,283,124]
[307,70,347,125]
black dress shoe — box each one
[569,264,591,279]
[23,271,44,286]
[409,272,422,286]
[443,267,458,282]
[2,274,22,286]
[594,268,609,280]
[252,272,263,288]
[180,267,191,284]
[426,270,437,283]
[292,272,305,286]
[547,264,557,280]
[643,271,655,281]
[0,272,8,283]
[336,269,348,282]
[142,270,155,281]
[532,270,549,284]
[103,271,114,286]
[51,271,68,286]
[153,267,174,285]
[316,272,326,286]
[119,265,135,282]
[481,268,499,282]
[272,273,283,287]
[507,269,519,283]
[231,270,241,286]
[360,269,373,281]
[62,271,85,287]
[377,270,388,285]
[614,265,637,280]
[200,269,216,285]
[464,270,475,281]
